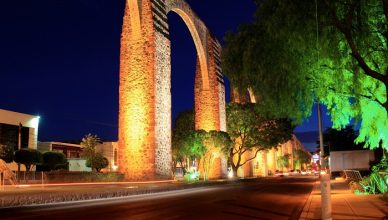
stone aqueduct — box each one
[118,0,226,180]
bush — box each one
[349,181,365,194]
[44,171,125,183]
[277,154,290,169]
[183,170,200,182]
[86,153,109,172]
[42,151,68,171]
[351,159,388,195]
[0,144,14,163]
[14,149,42,171]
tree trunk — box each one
[232,166,239,178]
[25,164,30,172]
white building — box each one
[0,109,40,171]
[38,141,118,172]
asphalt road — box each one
[0,177,316,220]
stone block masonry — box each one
[119,0,226,180]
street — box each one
[0,177,315,220]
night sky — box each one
[0,0,331,151]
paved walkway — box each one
[300,178,388,220]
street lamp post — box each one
[317,102,332,220]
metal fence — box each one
[13,171,45,184]
[343,170,362,182]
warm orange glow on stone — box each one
[119,0,157,180]
[119,0,226,180]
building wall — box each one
[68,158,92,172]
[37,142,118,172]
[0,109,40,172]
[96,142,119,172]
[0,109,39,149]
[238,135,306,178]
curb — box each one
[299,180,320,220]
[0,181,231,208]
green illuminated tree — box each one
[222,0,388,151]
[80,133,102,172]
[277,154,291,171]
[318,0,388,150]
[199,130,232,181]
[293,149,311,170]
[227,103,293,176]
[172,111,232,180]
[172,110,200,175]
[86,152,109,172]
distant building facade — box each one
[38,141,118,172]
[236,134,308,178]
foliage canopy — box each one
[226,103,293,175]
[222,0,388,150]
[0,144,14,163]
[14,149,42,171]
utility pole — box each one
[317,103,324,168]
[318,102,332,220]
[17,122,22,173]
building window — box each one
[0,123,29,150]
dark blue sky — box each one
[0,0,331,150]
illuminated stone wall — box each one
[154,0,173,178]
[119,0,157,180]
[119,0,226,180]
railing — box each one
[14,171,45,184]
[0,160,17,185]
[343,170,362,182]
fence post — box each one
[41,171,44,186]
[1,172,3,190]
[320,173,332,220]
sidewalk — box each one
[300,178,388,220]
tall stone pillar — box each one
[119,0,226,181]
[119,0,171,180]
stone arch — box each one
[165,0,209,89]
[118,0,226,180]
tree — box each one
[86,152,109,172]
[80,134,102,172]
[293,149,311,170]
[171,111,232,180]
[277,154,291,170]
[0,144,14,163]
[42,151,67,171]
[173,130,206,176]
[222,0,388,151]
[315,0,388,151]
[227,103,293,176]
[199,130,232,181]
[320,126,365,156]
[172,110,200,175]
[222,1,317,124]
[14,149,42,171]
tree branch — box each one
[324,0,386,83]
[240,148,261,167]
